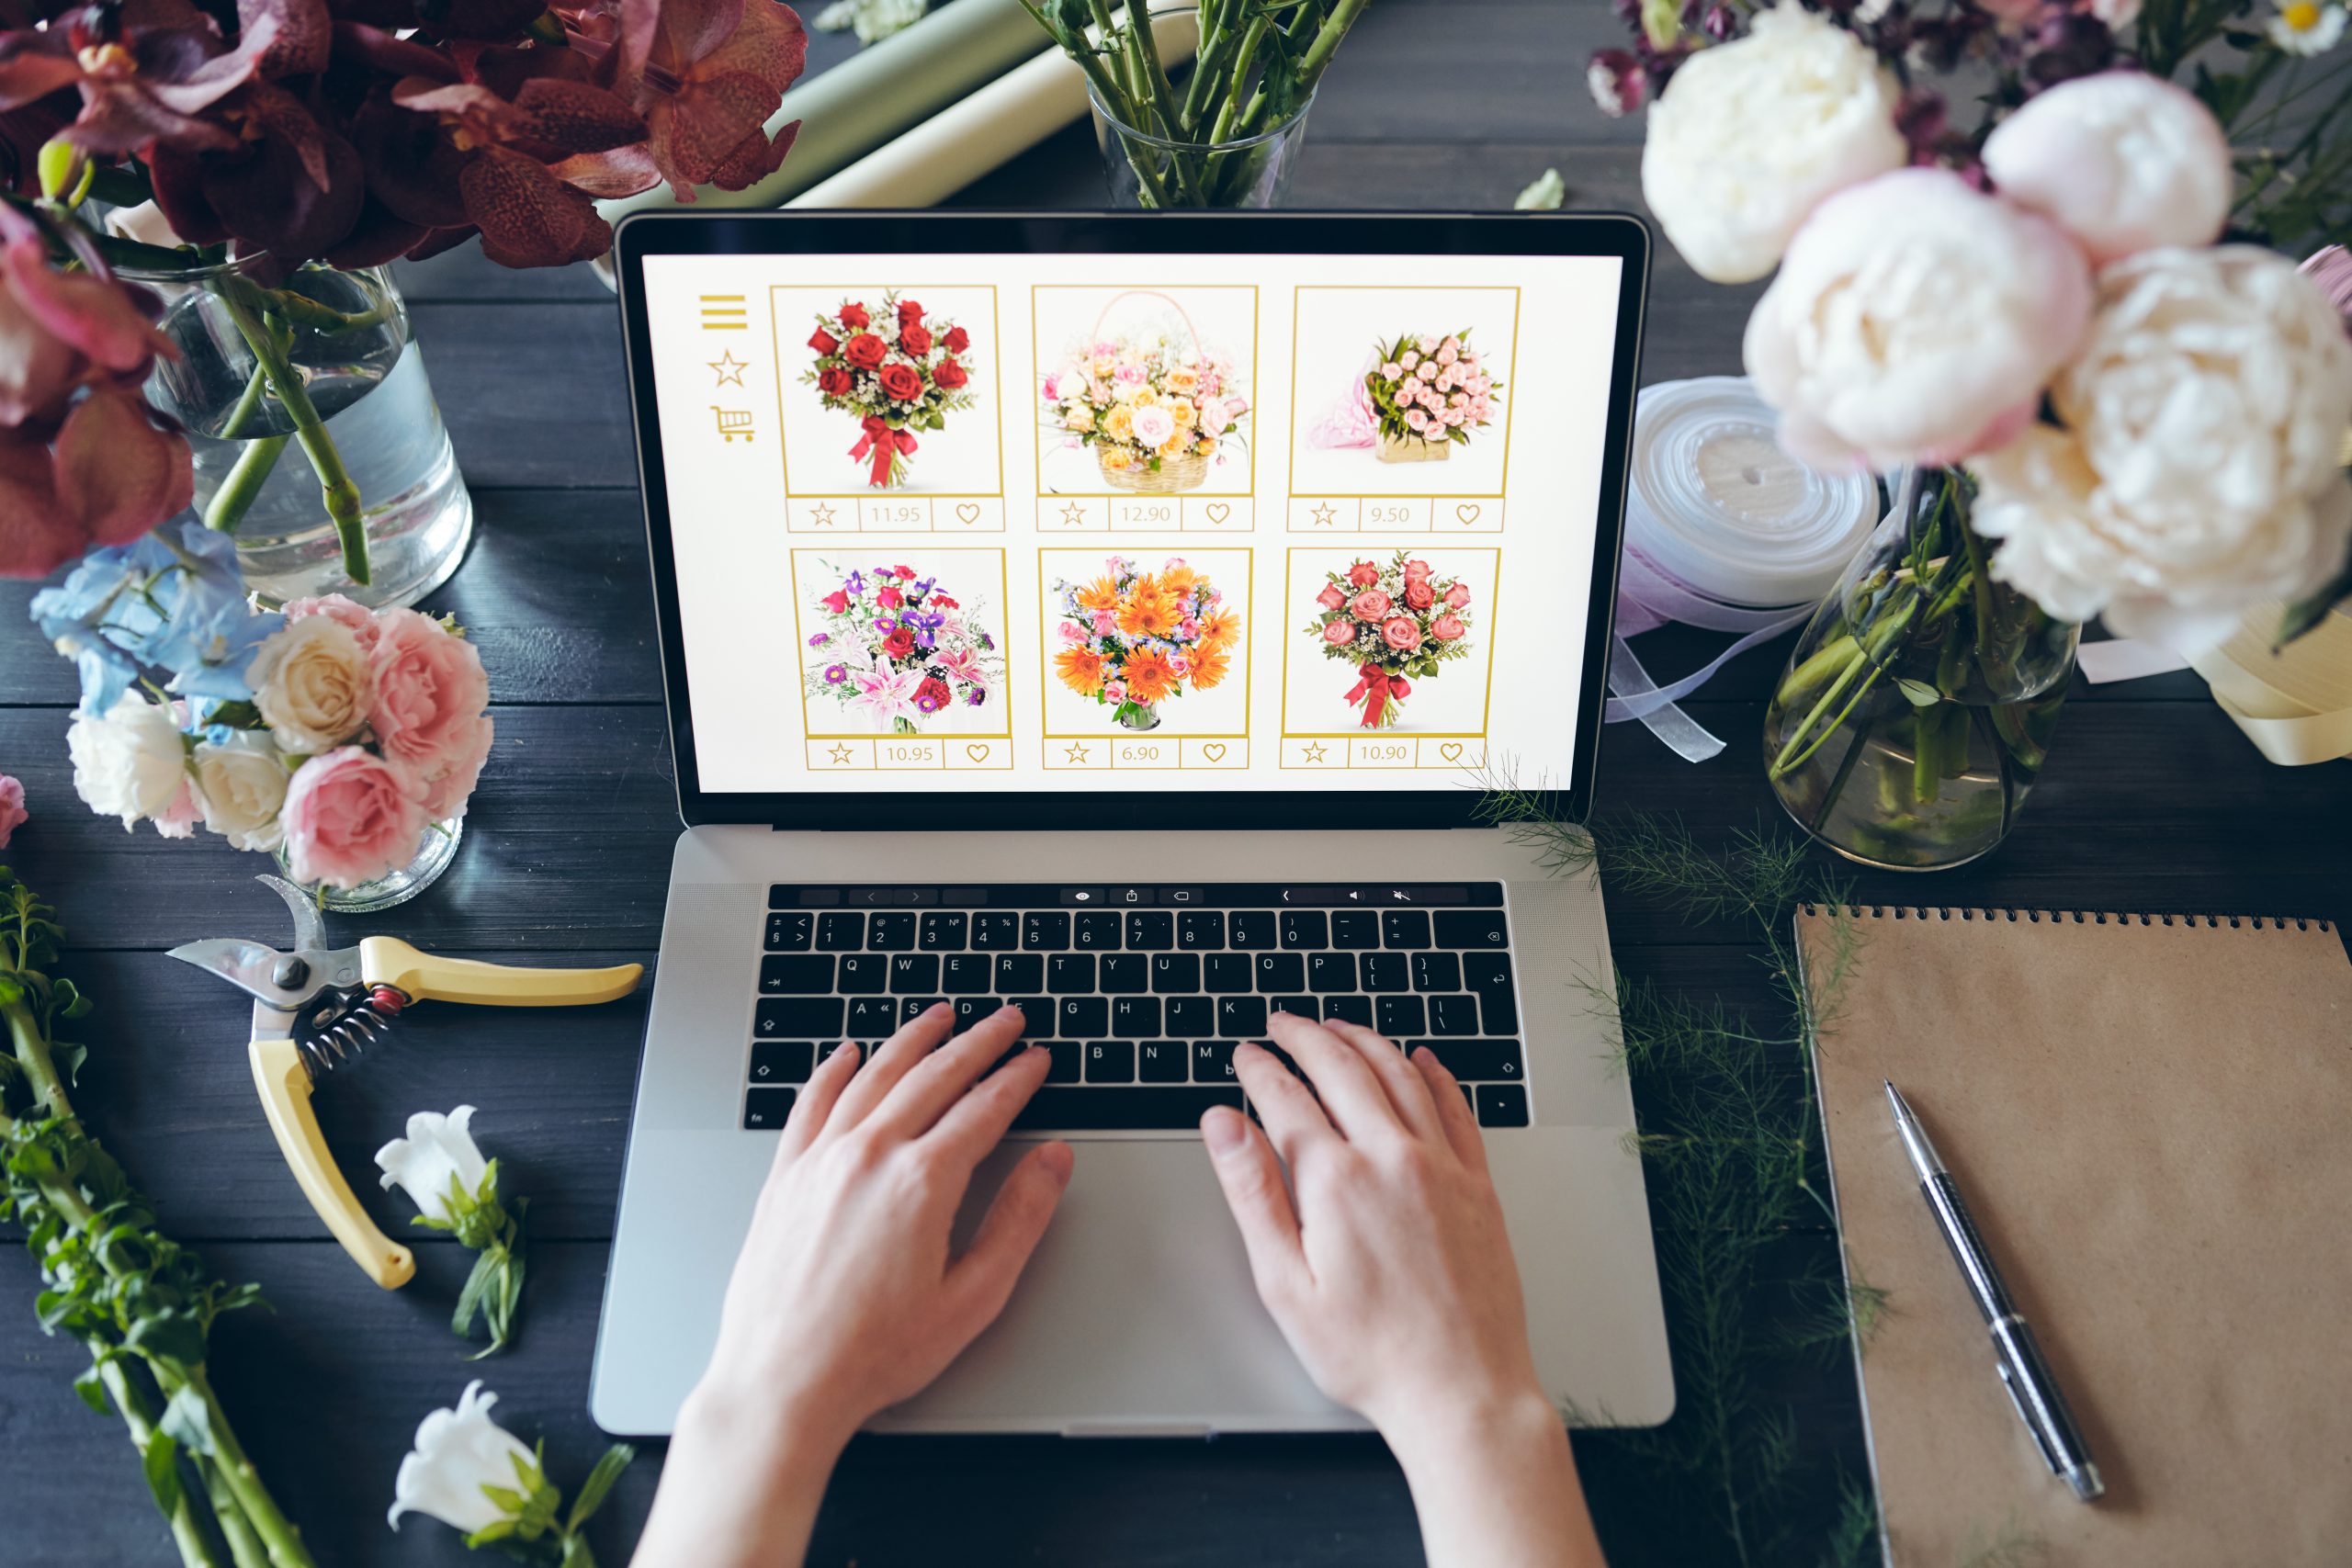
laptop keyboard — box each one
[741,884,1528,1134]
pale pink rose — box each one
[1170,653,1190,676]
[1315,583,1348,611]
[1980,73,2230,265]
[1224,396,1249,417]
[1402,558,1434,580]
[1380,361,1404,379]
[280,747,430,890]
[369,609,490,780]
[1437,343,1459,366]
[285,593,380,651]
[152,778,199,840]
[1321,619,1356,646]
[1346,561,1380,588]
[1400,351,1420,369]
[1091,610,1117,636]
[1444,581,1472,609]
[1351,589,1393,621]
[1175,618,1201,640]
[1103,681,1127,703]
[1416,362,1438,381]
[1405,408,1430,432]
[416,716,492,821]
[1059,621,1087,642]
[1441,408,1465,427]
[1430,613,1467,642]
[1435,368,1456,391]
[1403,579,1435,611]
[1416,336,1437,355]
[1381,616,1422,652]
[0,773,23,848]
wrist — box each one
[678,1375,859,1470]
[1376,1382,1562,1483]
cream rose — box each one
[249,615,374,753]
[1640,5,1907,284]
[193,731,291,852]
[1970,246,2352,654]
[1981,73,2232,265]
[1744,168,2095,470]
[67,694,187,829]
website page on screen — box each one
[639,250,1623,795]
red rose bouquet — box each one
[803,294,977,489]
[1306,551,1477,729]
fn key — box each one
[743,1087,797,1129]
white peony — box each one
[192,731,291,852]
[1982,73,2233,265]
[386,1381,538,1535]
[248,615,374,754]
[67,694,187,829]
[1640,5,1908,284]
[1744,167,2095,471]
[1971,246,2352,654]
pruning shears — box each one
[167,876,642,1290]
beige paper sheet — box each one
[1797,907,2352,1566]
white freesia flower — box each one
[386,1381,537,1534]
[67,694,187,829]
[377,1105,489,1224]
[1971,246,2352,654]
[248,614,374,754]
[192,731,290,852]
[1640,5,1907,284]
[1982,73,2232,265]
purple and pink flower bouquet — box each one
[805,563,1002,734]
[1306,552,1476,729]
[1364,331,1499,459]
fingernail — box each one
[1202,1106,1246,1153]
[998,1002,1024,1020]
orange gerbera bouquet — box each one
[1049,555,1238,732]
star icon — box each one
[1064,742,1091,764]
[1309,502,1338,527]
[1059,502,1089,527]
[827,743,854,764]
[708,350,749,387]
[1302,742,1329,763]
[808,502,837,527]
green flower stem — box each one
[6,992,69,1114]
[174,1372,312,1568]
[218,285,368,585]
[203,434,291,535]
[97,1359,233,1568]
[260,288,392,336]
[196,1454,272,1568]
[1769,603,1913,781]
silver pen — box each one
[1884,1080,2104,1503]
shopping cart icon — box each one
[711,407,754,443]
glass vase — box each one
[274,818,464,914]
[1762,469,2078,871]
[130,256,474,610]
[1088,4,1316,209]
[1114,701,1161,731]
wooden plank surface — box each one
[4,2,2346,1564]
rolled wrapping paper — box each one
[2079,605,2352,765]
[1608,378,1882,762]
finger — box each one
[828,1003,956,1131]
[926,1042,1055,1166]
[1410,1046,1489,1173]
[1265,1012,1408,1145]
[870,1004,1033,1140]
[1200,1105,1309,1309]
[943,1139,1075,1335]
[1320,1019,1447,1144]
[775,1040,863,1167]
[1231,1041,1337,1167]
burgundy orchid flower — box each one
[575,0,807,200]
[0,0,309,158]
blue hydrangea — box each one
[28,518,282,715]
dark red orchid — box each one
[0,0,305,157]
[599,0,806,199]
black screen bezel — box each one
[615,209,1648,829]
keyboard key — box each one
[1151,953,1201,993]
[973,911,1023,950]
[994,953,1044,993]
[1046,1042,1082,1083]
[941,953,992,995]
[844,997,899,1039]
[1228,910,1278,950]
[755,997,843,1038]
[816,912,864,951]
[768,885,806,910]
[1426,995,1480,1035]
[743,1087,796,1129]
[1164,995,1216,1037]
[1012,1086,1242,1131]
[1363,953,1411,992]
[1279,910,1329,950]
[1321,995,1374,1027]
[1467,958,1520,1033]
[1253,953,1306,992]
[1112,997,1160,1037]
[1272,996,1317,1023]
[1085,1042,1136,1083]
[1011,998,1055,1036]
[1073,910,1124,950]
[899,996,944,1026]
[1177,910,1225,950]
[765,912,814,951]
[1058,997,1109,1037]
[1139,1040,1188,1082]
[1101,953,1148,994]
[1329,910,1380,949]
[1108,886,1154,908]
[952,995,1005,1031]
[1023,911,1071,950]
[1434,909,1509,949]
[1125,910,1174,950]
[1193,1041,1238,1081]
[847,887,936,908]
[888,954,940,994]
[1217,996,1268,1036]
[837,953,888,995]
[1411,952,1462,993]
[759,954,832,994]
[1046,953,1096,994]
[919,912,967,951]
[867,912,917,951]
[1377,995,1426,1036]
[1382,909,1432,949]
[1417,1040,1522,1080]
[1306,952,1356,992]
[1476,1083,1530,1128]
[750,1041,814,1084]
[1204,953,1254,993]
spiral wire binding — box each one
[1797,904,2332,932]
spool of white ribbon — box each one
[1608,378,1882,761]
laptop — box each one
[592,210,1673,1438]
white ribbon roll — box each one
[2081,604,2352,765]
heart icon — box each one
[1202,742,1227,761]
[1204,502,1230,525]
[1440,741,1464,762]
[1454,503,1481,525]
[956,502,981,525]
[966,743,989,761]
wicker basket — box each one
[1378,430,1452,464]
[1101,446,1209,493]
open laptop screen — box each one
[621,215,1643,823]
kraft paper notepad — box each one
[1796,905,2352,1567]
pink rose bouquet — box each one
[1306,552,1477,728]
[1363,331,1501,460]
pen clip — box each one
[1996,1342,2064,1477]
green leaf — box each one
[126,1308,209,1371]
[454,1247,500,1343]
[141,1427,184,1519]
[159,1383,217,1458]
[481,1483,526,1513]
[565,1443,637,1534]
[74,1362,111,1415]
[50,1042,87,1086]
[1894,678,1941,708]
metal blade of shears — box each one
[165,936,304,1006]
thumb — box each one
[1201,1106,1307,1310]
[944,1140,1074,1334]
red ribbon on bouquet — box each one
[1343,662,1412,728]
[849,416,918,488]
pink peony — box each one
[280,748,430,890]
[1382,616,1423,652]
[1979,73,2231,266]
[368,610,492,821]
[1351,589,1393,621]
[1444,581,1473,609]
[1345,561,1380,588]
[0,773,22,847]
[151,779,199,840]
[1430,613,1468,642]
[285,593,381,651]
[1321,618,1356,646]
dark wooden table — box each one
[4,4,2346,1563]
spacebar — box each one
[1011,1087,1243,1131]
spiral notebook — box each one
[1796,905,2352,1567]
